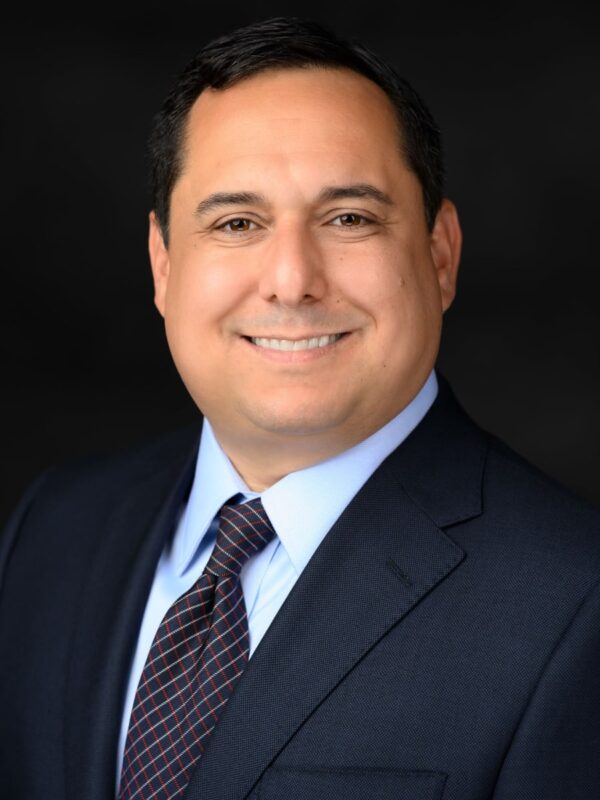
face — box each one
[150,66,461,472]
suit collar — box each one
[385,371,487,527]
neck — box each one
[207,420,375,492]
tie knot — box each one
[204,496,276,579]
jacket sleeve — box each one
[0,468,54,595]
[492,575,600,800]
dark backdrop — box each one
[2,2,599,523]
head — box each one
[148,16,462,488]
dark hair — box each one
[149,16,444,245]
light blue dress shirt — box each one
[116,369,438,790]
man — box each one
[1,15,599,800]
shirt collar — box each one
[174,369,438,577]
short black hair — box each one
[149,16,444,246]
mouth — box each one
[242,333,348,351]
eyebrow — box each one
[193,183,394,218]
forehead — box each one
[177,67,409,196]
[188,65,400,133]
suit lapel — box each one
[64,426,201,800]
[185,375,487,800]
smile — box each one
[249,334,344,351]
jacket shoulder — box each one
[480,430,600,574]
[0,424,201,582]
[33,423,200,502]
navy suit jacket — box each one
[1,373,599,800]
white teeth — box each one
[250,334,343,351]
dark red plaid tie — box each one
[117,496,276,800]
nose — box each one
[258,220,327,307]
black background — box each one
[2,2,599,523]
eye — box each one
[330,213,373,228]
[215,217,259,234]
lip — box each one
[239,331,352,363]
[241,332,346,341]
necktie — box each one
[118,496,276,800]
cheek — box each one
[333,242,406,309]
[343,252,415,328]
[351,248,441,361]
[372,242,441,327]
[164,254,251,330]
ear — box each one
[429,198,462,313]
[148,210,170,318]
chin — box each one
[242,401,352,439]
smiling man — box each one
[1,16,599,800]
[149,65,459,488]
